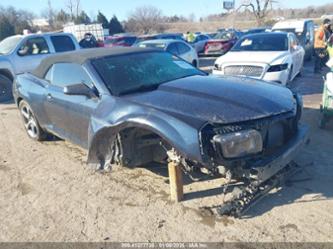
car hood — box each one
[216,51,289,65]
[123,75,296,128]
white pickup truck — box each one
[0,33,80,102]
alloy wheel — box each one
[20,104,38,139]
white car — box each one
[213,32,305,85]
[137,39,199,67]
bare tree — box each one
[44,0,55,27]
[66,0,81,20]
[127,5,165,34]
[239,0,278,25]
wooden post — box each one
[168,161,184,202]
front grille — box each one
[224,65,263,77]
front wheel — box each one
[19,100,47,141]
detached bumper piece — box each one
[216,124,309,217]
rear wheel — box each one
[19,100,47,141]
[0,74,13,102]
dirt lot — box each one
[0,60,333,242]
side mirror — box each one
[63,83,97,98]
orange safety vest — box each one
[315,25,327,49]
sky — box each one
[1,0,332,21]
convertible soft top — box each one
[32,47,159,79]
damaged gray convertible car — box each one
[13,48,309,216]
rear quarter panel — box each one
[14,74,49,126]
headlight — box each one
[267,63,289,72]
[213,130,263,159]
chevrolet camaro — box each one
[13,47,309,215]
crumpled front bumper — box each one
[250,124,310,184]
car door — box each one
[43,63,99,147]
[13,36,50,74]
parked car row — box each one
[0,18,315,104]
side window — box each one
[167,43,179,55]
[51,36,76,52]
[50,63,93,88]
[18,37,50,56]
[176,43,191,55]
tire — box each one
[0,74,13,103]
[19,100,47,141]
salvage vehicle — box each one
[137,39,199,67]
[204,31,240,56]
[0,33,80,102]
[13,48,308,216]
[213,32,305,86]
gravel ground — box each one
[0,59,332,242]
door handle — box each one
[47,93,53,101]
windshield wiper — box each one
[119,84,159,96]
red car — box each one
[204,31,241,56]
[103,35,137,47]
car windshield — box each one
[0,36,22,55]
[92,51,205,96]
[138,43,166,49]
[232,34,288,51]
[214,32,233,40]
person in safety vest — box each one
[314,19,331,73]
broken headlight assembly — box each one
[213,130,263,159]
[267,63,289,72]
